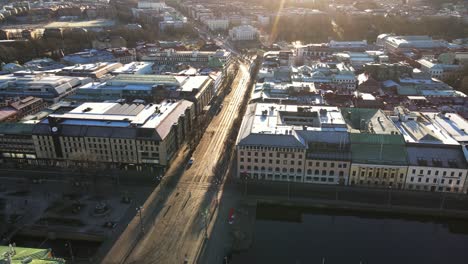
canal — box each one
[232,203,468,264]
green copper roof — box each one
[0,246,66,264]
[350,133,408,165]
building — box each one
[0,123,37,163]
[229,25,258,41]
[56,62,123,79]
[0,96,47,121]
[204,18,229,31]
[363,63,413,81]
[295,40,370,59]
[417,59,464,81]
[343,108,408,189]
[111,62,154,75]
[141,49,231,68]
[70,74,214,115]
[0,73,91,103]
[236,103,351,185]
[31,100,194,169]
[391,107,467,193]
[376,34,448,53]
[62,49,117,65]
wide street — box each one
[101,60,252,264]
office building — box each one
[0,73,91,103]
[31,100,194,169]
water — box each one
[232,204,468,264]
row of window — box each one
[238,146,303,152]
[240,151,303,159]
[240,158,303,166]
[409,177,461,185]
[352,170,403,179]
[407,185,459,192]
[240,166,346,177]
[410,169,463,177]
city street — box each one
[101,62,252,264]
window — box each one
[254,158,258,163]
[368,172,373,177]
[321,177,327,182]
[433,179,437,183]
[450,172,455,177]
[352,171,356,176]
[283,160,288,165]
[269,159,273,164]
[315,170,320,175]
[240,158,244,162]
[419,170,423,175]
[261,166,265,171]
[443,171,447,176]
[361,171,365,177]
[290,168,295,173]
[449,180,453,184]
[247,166,251,170]
[297,169,302,174]
[339,171,344,176]
[417,178,422,182]
[290,160,295,165]
[329,171,335,176]
[428,170,431,175]
[425,178,429,183]
[275,168,280,172]
[331,163,335,168]
[308,161,312,166]
[435,171,439,176]
[400,173,404,179]
[254,152,258,157]
[441,179,445,184]
[247,152,251,156]
[412,169,416,174]
[343,164,347,168]
[298,161,302,166]
[322,170,327,176]
[316,162,320,166]
[328,178,334,182]
[457,180,461,185]
[323,162,327,167]
[282,168,287,173]
[298,155,302,159]
[410,177,414,182]
[240,165,244,170]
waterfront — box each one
[232,204,468,264]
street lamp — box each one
[387,185,392,207]
[136,206,144,234]
[65,241,74,263]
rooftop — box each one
[45,19,115,29]
[341,108,400,135]
[42,100,193,140]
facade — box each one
[0,123,37,162]
[31,100,194,169]
[343,108,408,189]
[141,49,231,68]
[0,73,91,103]
[236,103,351,185]
[205,18,229,31]
[229,25,258,41]
[390,108,468,193]
[418,59,464,81]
